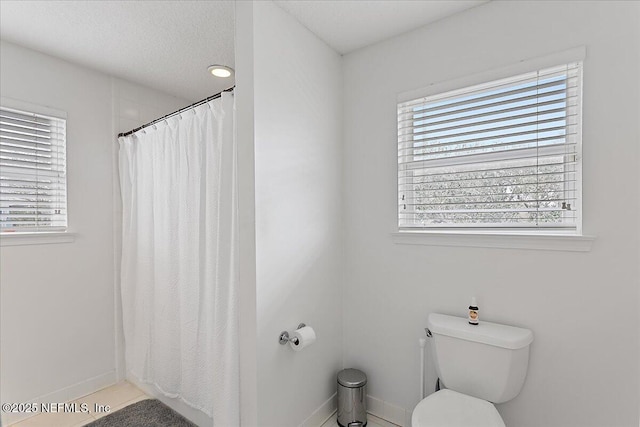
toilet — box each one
[412,313,534,427]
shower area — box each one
[109,3,344,425]
[115,89,238,426]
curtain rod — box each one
[117,86,235,138]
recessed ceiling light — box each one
[208,65,234,78]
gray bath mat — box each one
[85,399,197,427]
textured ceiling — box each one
[0,1,487,102]
[274,0,488,54]
[0,0,235,101]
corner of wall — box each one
[235,1,259,425]
[109,77,126,383]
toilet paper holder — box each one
[279,323,306,345]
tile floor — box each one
[9,382,149,427]
[9,383,399,427]
[321,412,400,427]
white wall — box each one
[342,2,639,427]
[0,40,188,425]
[0,40,115,425]
[252,2,344,426]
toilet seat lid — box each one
[412,389,505,427]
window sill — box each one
[0,232,76,247]
[392,231,594,252]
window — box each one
[0,106,67,233]
[398,62,582,233]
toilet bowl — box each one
[411,313,533,427]
[411,389,504,427]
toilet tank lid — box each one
[428,313,533,350]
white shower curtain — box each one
[118,92,238,426]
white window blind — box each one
[398,62,582,232]
[0,106,67,233]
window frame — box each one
[0,97,74,246]
[393,47,593,250]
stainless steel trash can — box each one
[337,368,367,427]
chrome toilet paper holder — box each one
[279,323,306,345]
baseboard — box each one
[1,371,116,426]
[300,393,337,427]
[296,393,411,427]
[366,395,413,427]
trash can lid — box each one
[338,368,367,388]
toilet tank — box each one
[427,313,533,404]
